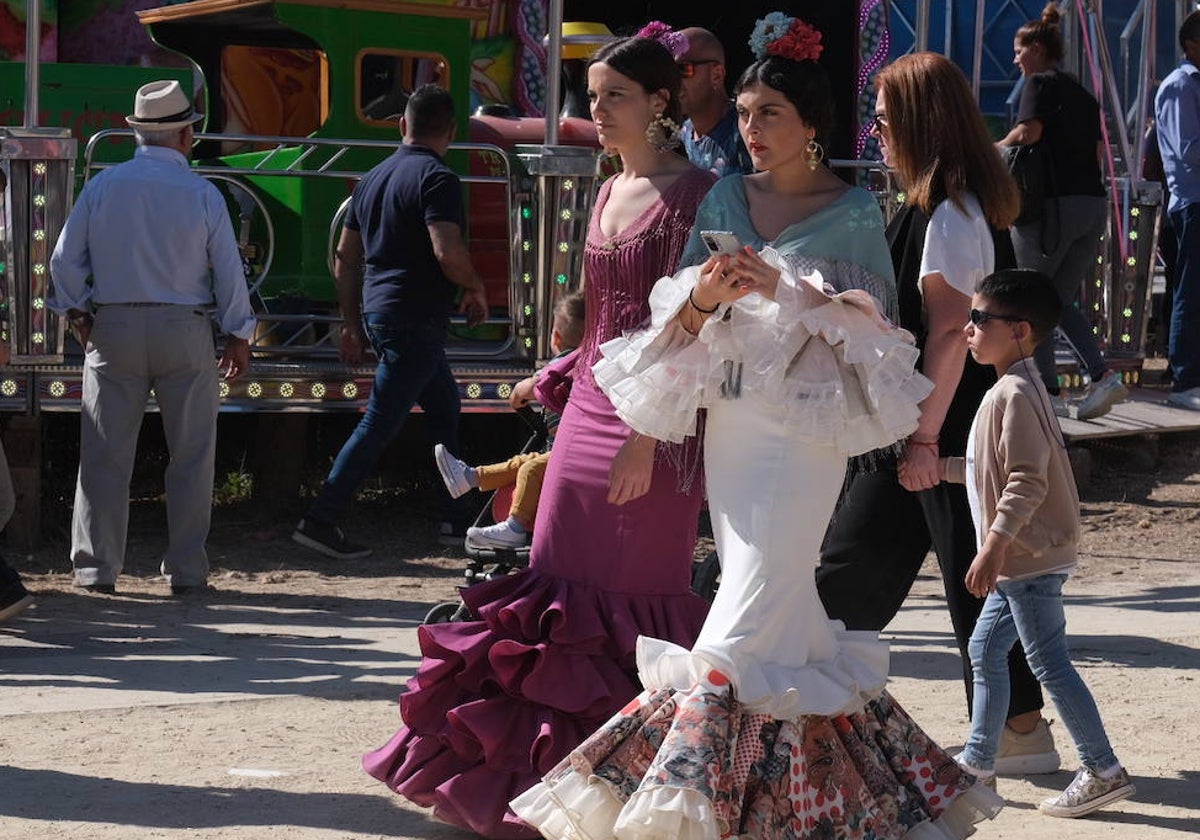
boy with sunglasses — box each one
[940,268,1133,817]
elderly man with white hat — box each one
[49,79,256,596]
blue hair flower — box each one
[749,12,796,59]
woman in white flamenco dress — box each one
[510,240,1005,839]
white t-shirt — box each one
[918,194,993,300]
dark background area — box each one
[562,1,863,159]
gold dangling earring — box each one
[805,137,824,171]
[645,113,681,153]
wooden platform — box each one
[1058,387,1200,442]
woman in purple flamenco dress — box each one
[362,36,717,838]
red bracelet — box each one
[907,437,939,449]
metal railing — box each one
[80,130,521,360]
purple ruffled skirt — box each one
[363,378,709,838]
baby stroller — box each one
[422,409,724,624]
[423,406,545,624]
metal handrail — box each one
[81,130,520,359]
[82,130,512,187]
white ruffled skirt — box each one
[510,260,1000,838]
[512,395,1002,839]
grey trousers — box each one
[72,305,219,588]
[1012,194,1110,390]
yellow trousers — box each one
[474,451,550,526]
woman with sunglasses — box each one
[816,51,1061,777]
[514,20,1000,837]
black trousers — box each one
[817,467,1045,718]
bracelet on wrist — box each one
[688,288,719,314]
[907,437,939,450]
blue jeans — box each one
[1168,203,1200,391]
[961,574,1118,773]
[308,314,462,525]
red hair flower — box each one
[767,18,824,63]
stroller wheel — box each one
[691,550,721,603]
[424,600,473,624]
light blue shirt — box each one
[682,102,753,179]
[49,145,256,339]
[1155,61,1200,212]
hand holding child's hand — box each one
[898,443,940,492]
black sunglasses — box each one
[873,112,889,131]
[677,59,719,79]
[969,308,1026,327]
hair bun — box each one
[1041,3,1061,26]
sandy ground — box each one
[1,430,1198,839]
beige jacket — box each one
[944,362,1080,580]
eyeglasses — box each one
[968,308,1026,327]
[872,113,889,133]
[677,59,719,79]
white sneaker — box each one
[1075,373,1129,420]
[434,444,474,499]
[1039,765,1135,818]
[466,520,530,550]
[1166,385,1200,412]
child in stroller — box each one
[433,291,584,550]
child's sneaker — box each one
[1038,765,1134,818]
[434,444,474,499]
[466,521,530,550]
[995,718,1061,774]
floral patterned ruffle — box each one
[512,676,1003,840]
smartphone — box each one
[700,230,743,256]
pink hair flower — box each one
[635,20,688,60]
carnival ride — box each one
[0,0,1184,545]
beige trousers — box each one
[71,305,219,588]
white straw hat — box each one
[126,80,204,131]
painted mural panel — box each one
[0,0,57,62]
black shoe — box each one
[170,584,209,597]
[292,518,372,560]
[0,590,34,623]
[79,583,116,594]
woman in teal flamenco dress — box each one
[512,15,1005,840]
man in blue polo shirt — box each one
[293,84,488,558]
[677,27,752,178]
[1156,10,1200,411]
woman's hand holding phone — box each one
[726,249,782,301]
